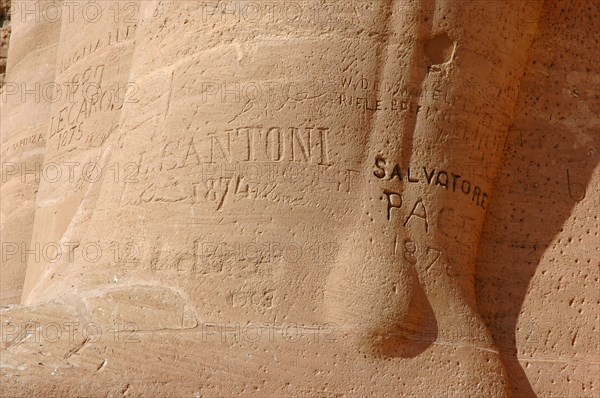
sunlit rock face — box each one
[1,1,598,397]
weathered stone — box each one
[0,1,598,396]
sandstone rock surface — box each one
[1,1,598,397]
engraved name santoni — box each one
[165,126,331,165]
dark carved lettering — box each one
[436,171,449,189]
[383,190,402,221]
[472,186,481,206]
[407,167,419,182]
[373,156,386,179]
[403,198,429,232]
[451,173,461,191]
[424,166,436,184]
[461,180,471,195]
[390,164,403,181]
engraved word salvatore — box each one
[373,156,490,209]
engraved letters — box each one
[374,156,490,209]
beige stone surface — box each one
[476,2,600,396]
[0,0,10,87]
[0,0,60,304]
[1,1,598,397]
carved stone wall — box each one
[0,1,598,397]
[0,0,10,86]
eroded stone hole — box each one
[424,32,455,66]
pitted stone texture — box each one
[0,0,60,305]
[476,2,600,396]
[0,1,598,397]
[0,0,10,85]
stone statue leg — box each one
[0,0,62,305]
[323,0,541,360]
[2,1,547,396]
